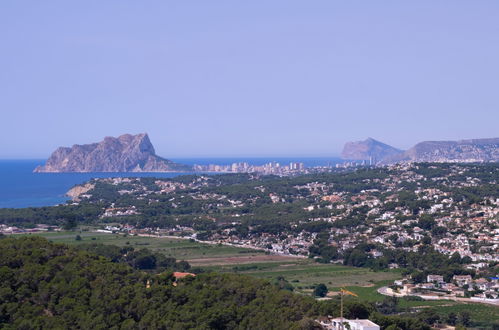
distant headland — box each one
[341,137,499,164]
[34,133,192,173]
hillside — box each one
[391,137,499,163]
[341,138,403,162]
[34,133,192,173]
[342,137,499,164]
[0,236,320,329]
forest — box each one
[0,236,433,329]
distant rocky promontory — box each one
[34,133,192,173]
[342,137,499,164]
[341,138,403,163]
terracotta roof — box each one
[173,272,196,279]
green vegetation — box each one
[209,260,400,293]
[0,237,433,329]
[17,232,499,328]
[1,163,498,328]
[20,231,266,262]
[0,236,318,329]
[313,284,328,297]
[341,283,499,328]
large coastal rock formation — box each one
[34,133,192,172]
[341,138,403,162]
[342,137,499,164]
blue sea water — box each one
[0,157,342,209]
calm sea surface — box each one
[0,157,341,209]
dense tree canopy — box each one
[0,237,433,329]
[0,237,320,329]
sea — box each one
[0,158,342,209]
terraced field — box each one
[18,231,499,328]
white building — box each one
[318,317,380,330]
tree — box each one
[418,215,436,230]
[461,256,473,264]
[418,309,440,325]
[385,325,401,330]
[0,236,321,329]
[449,252,461,265]
[431,226,447,238]
[377,296,398,314]
[313,284,328,297]
[421,236,432,245]
[62,217,78,230]
[133,254,156,270]
[274,276,294,292]
[446,312,457,326]
[75,235,82,241]
[458,311,471,327]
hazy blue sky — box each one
[1,1,498,158]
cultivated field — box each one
[18,231,498,328]
[18,231,281,263]
[21,231,399,290]
[204,260,401,293]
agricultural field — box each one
[20,231,400,292]
[17,231,499,328]
[15,231,285,263]
[207,260,401,293]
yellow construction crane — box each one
[339,288,358,330]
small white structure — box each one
[318,317,380,330]
[427,274,444,284]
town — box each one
[383,273,499,305]
[60,163,498,262]
[2,163,498,308]
[192,160,376,175]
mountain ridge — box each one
[343,137,499,164]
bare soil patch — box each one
[187,254,301,266]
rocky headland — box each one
[34,133,192,173]
[341,138,403,162]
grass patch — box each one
[209,260,401,293]
[14,231,264,261]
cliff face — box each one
[66,183,95,201]
[34,133,192,172]
[341,138,403,162]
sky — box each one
[1,1,498,158]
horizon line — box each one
[0,155,344,161]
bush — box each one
[313,284,328,297]
[402,295,424,301]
